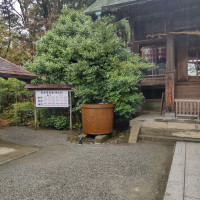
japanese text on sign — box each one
[35,90,69,107]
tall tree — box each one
[25,9,150,119]
[0,0,96,60]
[0,17,31,65]
[0,0,21,58]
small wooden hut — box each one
[0,57,36,83]
[85,0,200,117]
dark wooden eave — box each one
[0,57,37,82]
[84,0,154,15]
[25,84,74,90]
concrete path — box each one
[0,139,38,165]
[164,142,200,200]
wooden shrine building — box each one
[0,57,36,83]
[85,0,200,117]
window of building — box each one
[188,47,200,77]
[141,46,166,76]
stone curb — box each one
[164,142,186,200]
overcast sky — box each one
[13,0,21,14]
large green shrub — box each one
[0,78,31,112]
[25,9,150,119]
[10,102,34,125]
[38,115,69,130]
[0,78,32,123]
[116,18,130,45]
[37,108,69,130]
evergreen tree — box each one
[25,9,150,119]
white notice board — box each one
[35,90,69,107]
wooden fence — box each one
[175,99,200,119]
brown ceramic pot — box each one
[81,104,114,135]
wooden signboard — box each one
[25,84,73,130]
[35,90,69,107]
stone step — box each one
[136,120,200,132]
[138,134,200,144]
[140,127,200,139]
[129,114,200,144]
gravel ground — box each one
[0,126,69,146]
[0,127,173,200]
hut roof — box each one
[0,57,37,82]
[85,0,153,14]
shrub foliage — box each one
[37,108,69,130]
[0,78,68,129]
[0,78,33,125]
[0,78,31,112]
[25,9,150,119]
[10,102,34,125]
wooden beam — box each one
[133,37,166,45]
[69,90,72,131]
[0,73,35,81]
[34,91,38,130]
[165,34,175,112]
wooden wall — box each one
[118,0,200,43]
[176,43,188,81]
[115,0,200,111]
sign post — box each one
[69,90,72,131]
[25,84,74,130]
[34,92,37,129]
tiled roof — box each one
[85,0,152,14]
[0,57,36,81]
[85,0,109,14]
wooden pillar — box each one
[165,34,175,112]
[33,91,38,130]
[34,105,37,130]
[69,90,72,131]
